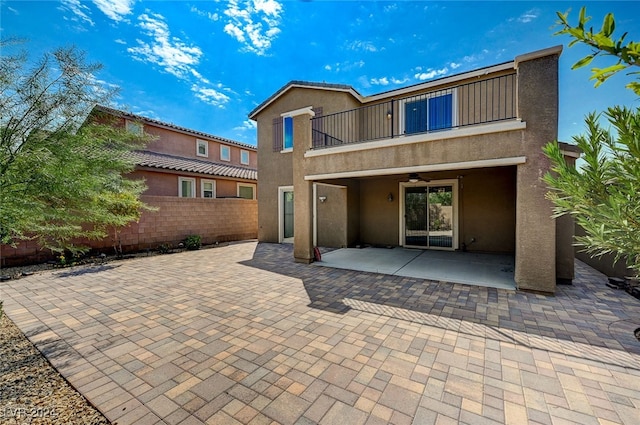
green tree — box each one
[544,8,640,276]
[555,6,640,95]
[0,42,152,255]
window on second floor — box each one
[403,91,455,135]
[196,139,208,157]
[220,145,231,161]
[240,150,250,165]
[283,116,293,151]
[125,120,144,136]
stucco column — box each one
[290,107,315,263]
[514,48,561,293]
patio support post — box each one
[513,48,562,293]
[292,107,316,263]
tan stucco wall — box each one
[316,184,347,248]
[460,167,516,253]
[514,54,560,292]
[359,177,402,246]
[349,168,515,252]
[256,87,361,243]
[305,129,525,177]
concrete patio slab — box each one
[1,241,639,425]
[317,248,515,290]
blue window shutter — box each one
[405,99,428,134]
[428,94,452,131]
[283,116,293,149]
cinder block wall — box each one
[0,196,258,266]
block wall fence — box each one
[1,196,258,267]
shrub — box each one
[184,235,201,251]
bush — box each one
[184,235,201,251]
[157,243,172,254]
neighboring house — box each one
[95,106,258,200]
[0,107,258,266]
[249,45,579,294]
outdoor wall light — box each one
[387,193,394,202]
[408,173,420,183]
[386,111,392,120]
[319,196,327,203]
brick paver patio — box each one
[1,241,639,424]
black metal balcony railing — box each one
[310,73,517,149]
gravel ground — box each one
[0,304,110,425]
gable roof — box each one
[94,105,256,151]
[248,81,362,120]
[132,150,257,181]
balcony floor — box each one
[314,247,516,290]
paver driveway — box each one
[2,241,640,424]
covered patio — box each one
[314,247,516,290]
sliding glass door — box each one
[403,181,456,249]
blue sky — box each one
[1,1,639,146]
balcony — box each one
[311,74,517,149]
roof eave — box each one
[93,105,256,151]
[248,81,363,120]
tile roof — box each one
[94,105,256,151]
[132,150,257,181]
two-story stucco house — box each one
[249,45,579,294]
[1,107,259,266]
[95,106,258,200]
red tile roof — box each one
[132,150,257,181]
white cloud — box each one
[450,62,461,70]
[324,60,365,73]
[191,84,231,107]
[92,0,135,22]
[190,5,219,21]
[516,8,540,23]
[391,77,409,85]
[60,0,94,26]
[127,13,232,108]
[370,76,409,86]
[370,77,389,86]
[383,4,398,13]
[114,38,126,45]
[128,13,203,79]
[234,120,257,131]
[462,49,489,64]
[223,0,283,55]
[190,69,211,85]
[414,67,448,81]
[346,40,378,53]
[7,6,18,14]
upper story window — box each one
[178,177,196,198]
[196,139,208,157]
[283,116,293,151]
[240,150,250,165]
[274,108,322,152]
[220,145,230,161]
[402,90,455,135]
[125,120,144,136]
